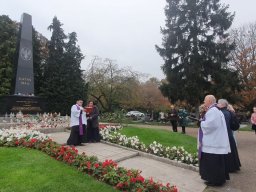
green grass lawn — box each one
[119,126,197,153]
[0,147,118,192]
[239,124,255,131]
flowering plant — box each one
[0,128,178,192]
[100,125,198,166]
[3,112,69,130]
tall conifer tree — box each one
[0,15,17,95]
[156,0,240,106]
[42,17,86,114]
[42,17,66,113]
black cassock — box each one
[220,108,241,172]
[86,105,100,142]
[200,152,230,185]
[67,124,86,146]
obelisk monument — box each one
[14,13,34,95]
[0,13,46,115]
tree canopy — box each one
[42,17,87,114]
[156,0,240,106]
[0,15,18,96]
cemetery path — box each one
[131,124,256,192]
[50,131,205,192]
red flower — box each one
[137,175,145,183]
[116,182,123,188]
[86,162,91,169]
[94,163,100,168]
[173,186,178,192]
[130,177,137,183]
[99,124,107,129]
[15,141,19,145]
[30,138,37,143]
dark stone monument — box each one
[15,13,34,95]
[0,13,46,115]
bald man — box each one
[199,95,230,186]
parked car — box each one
[126,111,145,117]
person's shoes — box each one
[204,181,223,186]
[204,181,215,186]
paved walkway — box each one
[50,132,206,192]
[128,124,256,192]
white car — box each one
[126,111,145,117]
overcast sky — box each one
[1,0,256,79]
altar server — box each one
[67,99,87,146]
[199,95,230,186]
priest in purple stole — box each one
[199,95,230,186]
[67,99,87,146]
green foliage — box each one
[156,0,240,105]
[0,15,18,95]
[42,17,87,115]
[0,147,118,192]
[100,110,130,124]
[33,28,48,95]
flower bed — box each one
[100,125,198,166]
[0,128,178,192]
[2,112,69,130]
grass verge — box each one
[0,147,117,192]
[119,126,197,153]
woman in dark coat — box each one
[86,101,100,142]
[217,99,241,173]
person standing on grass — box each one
[199,95,230,186]
[168,105,178,132]
[178,108,188,134]
[67,99,87,146]
[251,106,256,134]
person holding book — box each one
[86,101,100,142]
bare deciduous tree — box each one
[230,23,256,108]
[84,56,142,112]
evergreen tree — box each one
[156,0,240,106]
[42,17,67,114]
[0,15,18,95]
[42,17,87,114]
[33,28,48,95]
[62,32,87,113]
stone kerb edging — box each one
[36,127,68,134]
[101,140,199,172]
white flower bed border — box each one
[0,128,49,143]
[100,125,198,167]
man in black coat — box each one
[217,99,241,173]
[168,105,178,132]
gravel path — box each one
[129,124,256,192]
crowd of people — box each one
[66,99,100,146]
[66,95,256,187]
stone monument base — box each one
[0,95,47,115]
